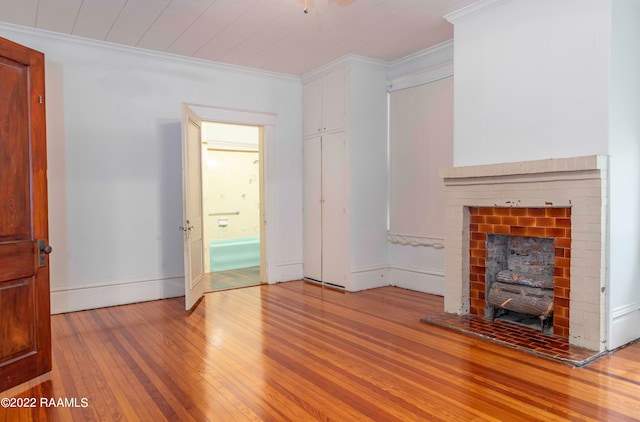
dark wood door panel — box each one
[0,279,35,363]
[0,242,35,281]
[0,56,30,241]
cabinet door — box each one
[303,137,322,281]
[321,132,348,288]
[302,78,322,138]
[321,67,345,133]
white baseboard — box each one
[273,260,303,283]
[50,275,185,314]
[349,265,390,291]
[609,302,640,350]
[389,264,444,296]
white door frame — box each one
[187,104,276,285]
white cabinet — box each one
[302,66,348,288]
[302,60,388,291]
[302,67,345,138]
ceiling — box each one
[0,0,477,75]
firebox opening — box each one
[485,234,555,334]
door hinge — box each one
[179,220,194,239]
[38,95,43,104]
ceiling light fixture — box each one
[304,0,308,13]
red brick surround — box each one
[469,207,572,338]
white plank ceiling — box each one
[0,0,478,75]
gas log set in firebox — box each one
[485,234,555,333]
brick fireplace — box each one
[469,206,571,337]
[441,156,608,352]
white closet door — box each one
[321,68,345,133]
[302,79,322,138]
[303,136,322,281]
[321,132,347,288]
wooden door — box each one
[303,136,322,281]
[0,37,51,392]
[181,105,206,310]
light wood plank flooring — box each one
[205,266,261,292]
[2,281,639,421]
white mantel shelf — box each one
[440,155,607,180]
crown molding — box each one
[301,40,454,89]
[387,39,453,85]
[390,39,453,69]
[301,53,388,82]
[0,22,301,82]
[444,0,514,24]
[387,62,452,92]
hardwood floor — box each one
[205,267,261,292]
[2,281,639,421]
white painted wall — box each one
[386,44,454,296]
[452,0,611,166]
[348,61,390,290]
[0,24,302,313]
[608,0,640,349]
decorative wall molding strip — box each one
[444,0,515,24]
[387,232,445,248]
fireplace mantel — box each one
[440,155,608,351]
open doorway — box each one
[202,121,264,291]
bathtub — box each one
[209,236,260,272]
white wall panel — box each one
[348,62,389,273]
[608,0,640,349]
[452,0,610,167]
